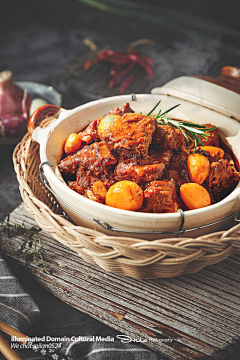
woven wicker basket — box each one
[13,116,240,279]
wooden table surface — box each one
[1,203,240,360]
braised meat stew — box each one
[58,103,240,213]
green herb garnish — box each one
[0,216,49,273]
[147,100,216,152]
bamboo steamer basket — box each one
[13,67,240,279]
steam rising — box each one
[150,42,219,87]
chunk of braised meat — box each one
[106,102,134,116]
[148,148,172,164]
[68,166,114,202]
[115,161,165,185]
[85,142,117,177]
[205,158,240,201]
[75,165,114,188]
[101,113,157,158]
[114,150,172,185]
[58,141,117,180]
[76,103,134,146]
[78,118,101,145]
[58,153,81,180]
[201,124,219,147]
[68,166,98,196]
[193,148,221,163]
[152,124,192,154]
[139,179,179,213]
[166,154,190,192]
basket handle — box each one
[28,104,61,135]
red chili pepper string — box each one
[83,48,154,93]
[128,48,154,66]
[127,53,154,79]
[83,59,96,70]
[97,53,130,65]
[109,63,122,76]
[109,63,135,89]
[120,72,136,94]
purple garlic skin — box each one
[0,70,32,137]
[0,113,28,138]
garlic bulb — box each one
[29,98,48,116]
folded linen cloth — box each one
[59,340,160,360]
[0,255,162,360]
[0,256,41,332]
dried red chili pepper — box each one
[128,48,154,78]
[83,59,96,70]
[109,63,135,89]
[129,48,154,66]
[120,71,136,94]
[83,48,154,93]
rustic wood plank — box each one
[28,268,209,359]
[1,203,240,359]
[27,256,237,347]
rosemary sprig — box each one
[0,216,49,273]
[148,100,216,151]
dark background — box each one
[1,0,240,219]
[1,1,240,359]
[1,0,240,110]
